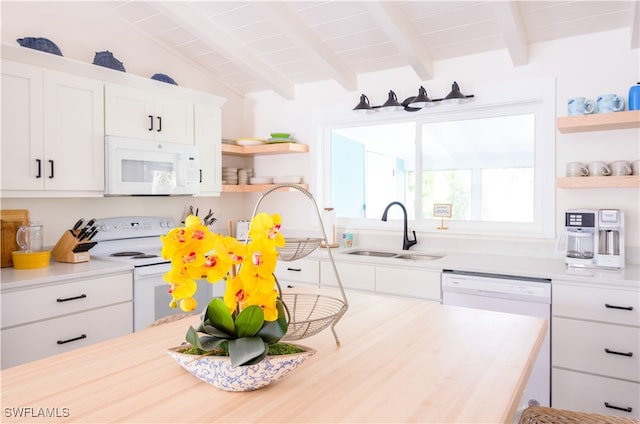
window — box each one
[322,79,555,238]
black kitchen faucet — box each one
[381,201,417,251]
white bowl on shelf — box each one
[273,176,302,184]
[249,176,273,185]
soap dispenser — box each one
[629,82,640,111]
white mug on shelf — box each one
[566,162,589,177]
[609,160,632,176]
[587,161,611,176]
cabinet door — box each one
[154,94,194,144]
[43,70,104,191]
[275,259,319,287]
[194,103,221,195]
[104,83,155,140]
[1,60,44,190]
[321,261,375,292]
[376,266,441,301]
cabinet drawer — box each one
[1,302,132,369]
[275,259,319,286]
[552,368,640,418]
[1,272,132,328]
[321,261,375,292]
[553,317,639,381]
[553,284,639,326]
[376,266,441,301]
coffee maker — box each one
[560,209,625,269]
[562,210,597,268]
[596,209,625,269]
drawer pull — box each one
[287,267,302,272]
[605,303,634,311]
[604,402,633,413]
[56,294,87,302]
[57,334,87,345]
[604,348,633,357]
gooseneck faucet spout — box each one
[381,201,417,250]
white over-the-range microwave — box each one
[104,136,200,196]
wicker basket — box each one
[518,406,640,424]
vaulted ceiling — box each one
[106,1,639,99]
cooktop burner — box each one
[111,252,145,257]
[132,254,159,259]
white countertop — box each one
[315,247,640,289]
[0,259,133,291]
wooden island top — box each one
[1,289,547,423]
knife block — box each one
[52,231,95,263]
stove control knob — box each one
[166,221,175,229]
[99,224,110,232]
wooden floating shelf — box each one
[222,183,309,193]
[221,143,309,156]
[556,176,640,188]
[556,110,640,133]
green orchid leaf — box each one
[197,335,226,351]
[256,300,288,343]
[235,305,264,338]
[206,298,235,336]
[186,326,204,349]
[202,324,232,339]
[228,337,267,367]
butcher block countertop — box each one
[0,289,546,423]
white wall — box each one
[247,29,640,262]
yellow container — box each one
[11,250,51,269]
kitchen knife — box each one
[72,242,97,253]
[76,219,96,240]
[84,227,99,241]
[72,218,84,235]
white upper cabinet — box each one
[194,102,222,196]
[104,83,194,145]
[1,60,104,196]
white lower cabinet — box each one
[275,259,320,287]
[1,271,133,369]
[551,281,640,418]
[376,266,441,301]
[321,261,375,292]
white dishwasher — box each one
[442,270,551,409]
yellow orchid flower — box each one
[249,213,285,247]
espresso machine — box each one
[596,209,625,269]
[561,209,625,269]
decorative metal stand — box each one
[249,184,348,346]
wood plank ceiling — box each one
[106,1,639,99]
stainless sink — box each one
[346,250,397,258]
[394,253,443,261]
[344,249,443,261]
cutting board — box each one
[1,209,30,267]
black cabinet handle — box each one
[605,303,634,311]
[605,348,633,357]
[57,334,87,345]
[56,294,87,302]
[48,160,54,179]
[148,115,154,131]
[199,169,202,183]
[287,267,302,272]
[157,116,162,132]
[604,402,633,413]
[35,159,42,178]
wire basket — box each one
[280,292,348,345]
[277,237,323,261]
